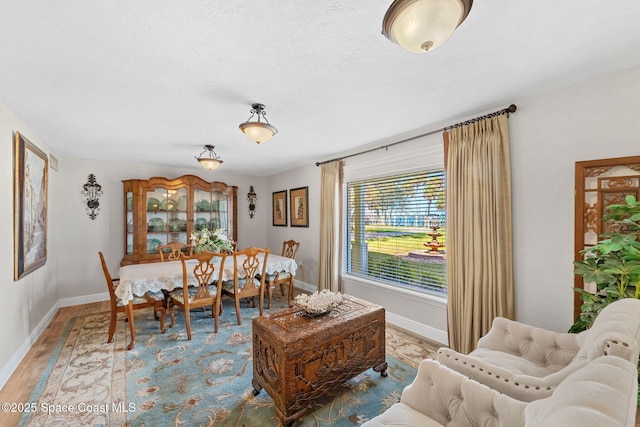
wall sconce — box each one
[247,185,257,218]
[81,173,103,220]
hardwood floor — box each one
[1,301,638,426]
[0,301,110,426]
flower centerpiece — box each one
[294,290,343,316]
[190,228,234,253]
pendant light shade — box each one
[239,103,277,144]
[382,0,472,53]
[196,145,223,170]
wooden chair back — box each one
[181,251,226,303]
[222,247,270,324]
[232,247,269,295]
[99,251,118,304]
[168,251,227,339]
[99,251,166,348]
[282,240,300,259]
[158,242,192,262]
[264,240,300,308]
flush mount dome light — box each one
[239,103,278,144]
[382,0,473,53]
[195,145,223,170]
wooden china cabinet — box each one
[121,175,237,266]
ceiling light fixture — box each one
[239,103,277,144]
[382,0,473,53]
[195,145,223,170]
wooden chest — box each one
[252,294,387,426]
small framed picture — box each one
[272,190,287,226]
[290,186,308,227]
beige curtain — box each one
[318,161,342,292]
[445,114,514,354]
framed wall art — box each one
[14,131,48,280]
[272,190,287,226]
[290,186,309,227]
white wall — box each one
[511,66,640,331]
[2,64,640,386]
[264,65,640,340]
[0,100,59,385]
[265,164,321,290]
[54,158,269,301]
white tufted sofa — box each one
[437,298,640,401]
[362,355,638,427]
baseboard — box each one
[0,300,60,389]
[386,311,449,347]
[59,292,109,307]
[293,280,316,294]
[0,292,108,390]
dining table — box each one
[116,253,297,349]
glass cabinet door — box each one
[146,186,188,255]
[194,188,230,238]
[126,190,134,255]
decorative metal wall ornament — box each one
[247,185,257,218]
[82,173,103,220]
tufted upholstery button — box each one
[428,379,433,385]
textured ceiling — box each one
[1,1,639,176]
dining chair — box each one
[99,252,166,345]
[164,251,227,339]
[264,240,300,307]
[158,242,193,262]
[222,247,270,325]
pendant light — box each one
[382,0,473,53]
[195,145,223,170]
[239,103,278,144]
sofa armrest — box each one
[476,317,580,367]
[398,359,525,426]
[437,347,589,402]
[525,355,638,427]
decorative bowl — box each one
[177,195,187,211]
[209,218,220,229]
[147,197,161,211]
[161,198,177,211]
[295,290,343,316]
[195,217,208,230]
[168,217,184,231]
[196,199,210,212]
[148,217,164,231]
[147,238,163,254]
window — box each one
[345,170,446,295]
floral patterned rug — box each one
[20,296,439,426]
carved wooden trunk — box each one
[252,294,387,426]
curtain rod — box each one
[315,104,517,167]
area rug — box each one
[20,297,438,426]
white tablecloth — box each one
[116,253,297,303]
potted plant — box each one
[572,195,640,331]
[572,194,640,404]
